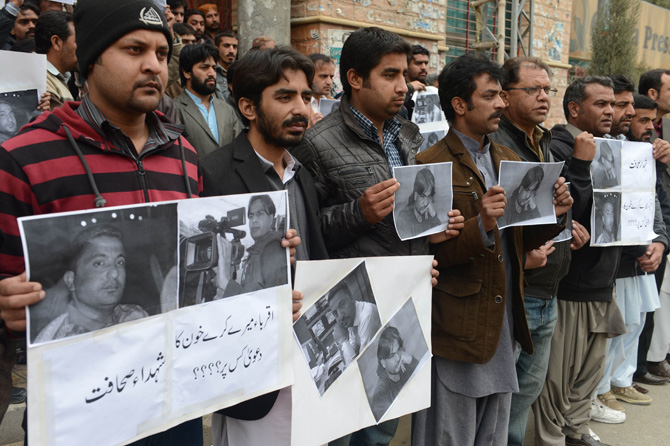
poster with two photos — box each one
[589,138,657,246]
[21,192,294,446]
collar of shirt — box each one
[47,60,71,84]
[76,94,182,155]
[310,96,319,114]
[452,128,491,157]
[254,148,300,185]
[185,88,214,111]
[349,104,404,167]
[565,123,584,140]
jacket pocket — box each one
[336,166,374,189]
[434,277,482,341]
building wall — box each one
[530,0,574,127]
[290,0,448,95]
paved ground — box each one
[3,364,669,446]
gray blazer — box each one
[175,90,242,158]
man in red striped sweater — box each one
[0,0,206,442]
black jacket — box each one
[550,124,622,302]
[291,94,428,258]
[200,132,328,420]
[490,115,571,299]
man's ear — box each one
[51,34,62,52]
[451,97,467,117]
[648,88,659,101]
[238,97,256,122]
[568,101,580,119]
[347,69,362,92]
[501,90,510,107]
[63,271,75,292]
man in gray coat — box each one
[175,42,240,158]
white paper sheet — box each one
[291,256,434,446]
[590,138,657,246]
[0,50,47,94]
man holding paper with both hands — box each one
[411,53,573,446]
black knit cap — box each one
[74,0,173,79]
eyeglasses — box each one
[506,86,558,97]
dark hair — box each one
[173,23,195,37]
[520,165,544,192]
[377,326,403,361]
[411,44,429,57]
[438,53,503,122]
[179,42,219,87]
[633,93,658,110]
[501,57,552,89]
[68,225,123,271]
[34,10,72,54]
[232,46,315,110]
[562,76,613,121]
[607,74,635,94]
[639,69,670,97]
[167,0,184,9]
[184,9,205,22]
[19,2,41,17]
[214,30,237,46]
[10,37,35,52]
[339,27,411,97]
[408,168,436,205]
[328,281,353,305]
[248,194,276,217]
[227,60,237,84]
[309,53,333,67]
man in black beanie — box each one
[0,0,204,444]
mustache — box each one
[283,116,308,127]
[132,76,163,91]
[489,110,504,120]
[642,130,653,138]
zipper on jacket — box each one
[136,159,150,202]
[454,190,478,200]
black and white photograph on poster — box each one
[392,163,453,241]
[497,160,564,229]
[592,191,621,246]
[0,89,39,144]
[177,191,289,307]
[20,203,179,346]
[319,98,339,117]
[412,91,444,124]
[293,261,382,397]
[591,138,622,190]
[358,297,430,422]
[418,129,446,153]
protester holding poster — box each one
[200,47,329,446]
[0,0,203,442]
[412,54,569,446]
[293,27,460,446]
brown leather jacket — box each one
[417,129,562,364]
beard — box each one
[191,75,216,96]
[256,106,308,148]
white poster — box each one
[21,193,294,446]
[497,160,564,229]
[590,139,657,246]
[291,256,434,446]
[411,86,449,152]
[392,162,453,240]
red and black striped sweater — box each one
[0,101,202,278]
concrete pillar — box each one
[237,0,291,57]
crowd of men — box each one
[1,1,670,446]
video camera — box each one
[184,208,247,273]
